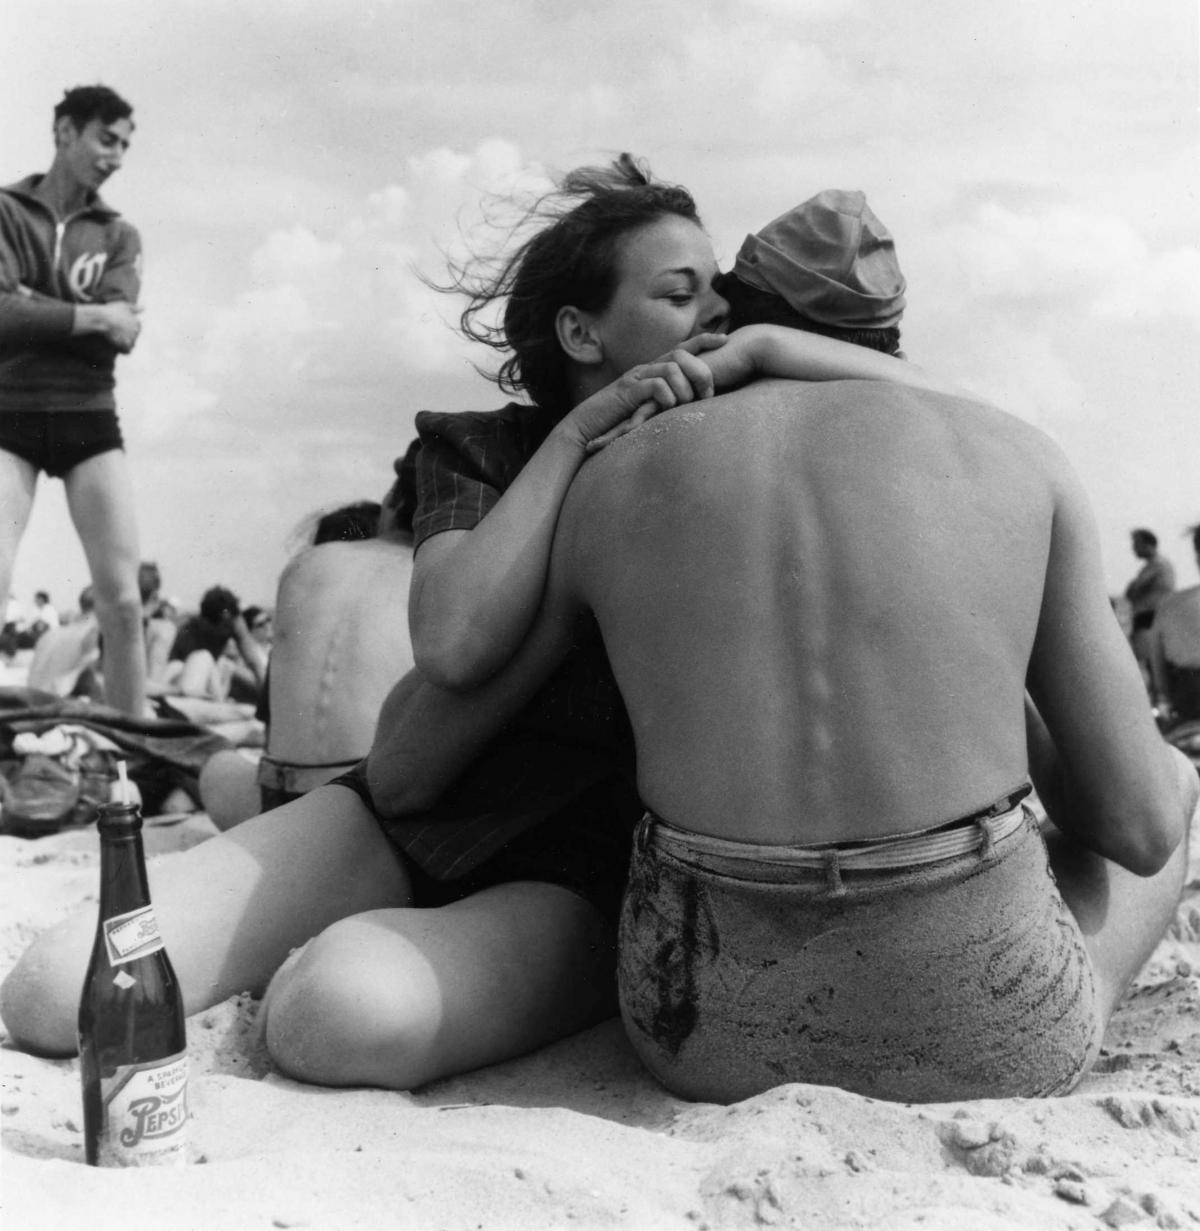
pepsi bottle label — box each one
[101,905,164,966]
[94,1050,189,1167]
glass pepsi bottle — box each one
[78,771,188,1166]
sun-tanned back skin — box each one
[268,540,415,765]
[552,378,1179,859]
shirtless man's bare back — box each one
[533,379,1196,1102]
[200,484,414,828]
[371,374,1195,1103]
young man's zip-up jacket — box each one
[0,174,142,411]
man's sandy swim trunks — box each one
[617,794,1104,1104]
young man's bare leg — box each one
[64,450,146,716]
[1044,746,1199,1023]
[0,785,413,1055]
[261,881,617,1090]
[0,451,38,607]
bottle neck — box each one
[97,810,151,916]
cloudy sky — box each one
[4,0,1198,614]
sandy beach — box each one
[2,809,1199,1231]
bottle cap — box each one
[97,760,142,831]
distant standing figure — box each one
[1125,528,1176,687]
[0,84,147,716]
[1149,525,1200,730]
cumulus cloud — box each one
[172,140,550,431]
[1092,246,1200,329]
[948,322,1089,430]
[5,0,1194,610]
[919,201,1200,331]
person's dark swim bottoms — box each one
[0,410,124,478]
[329,763,636,926]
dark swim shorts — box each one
[329,764,637,927]
[618,795,1104,1104]
[0,410,124,478]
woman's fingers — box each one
[669,349,716,401]
[580,338,730,454]
[625,394,670,431]
[631,354,712,408]
[586,399,657,454]
[677,331,729,357]
[585,424,626,454]
[648,342,724,402]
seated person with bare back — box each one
[200,469,417,829]
[368,191,1197,1104]
[26,585,100,697]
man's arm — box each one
[0,262,140,352]
[1025,447,1189,874]
[1124,563,1151,604]
[0,238,75,342]
[228,614,268,690]
[73,225,142,354]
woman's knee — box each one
[0,921,92,1056]
[199,751,260,831]
[261,918,444,1089]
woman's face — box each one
[588,215,729,380]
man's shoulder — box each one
[108,214,140,243]
[91,207,140,250]
[0,176,41,202]
[585,377,1072,518]
[811,378,1064,461]
[0,178,43,228]
[279,538,411,593]
[693,377,1058,452]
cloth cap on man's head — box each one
[731,189,906,330]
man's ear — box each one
[52,116,77,150]
[555,305,605,366]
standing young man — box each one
[0,84,147,715]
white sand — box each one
[3,815,1199,1231]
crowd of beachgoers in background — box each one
[3,515,1197,735]
[0,571,271,709]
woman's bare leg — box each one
[1045,745,1199,1022]
[0,785,412,1055]
[262,882,617,1090]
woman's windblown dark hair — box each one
[438,153,702,414]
